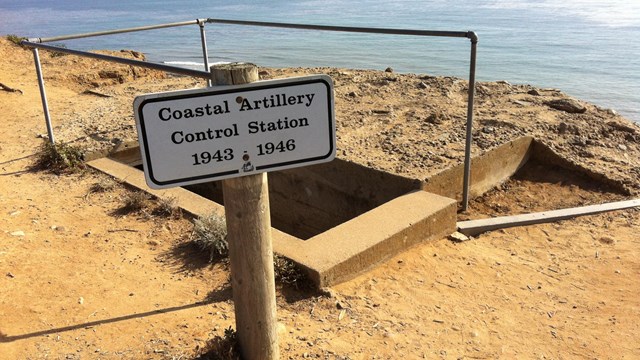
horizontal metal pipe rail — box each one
[21,18,478,210]
[27,19,206,43]
[21,41,211,79]
[206,18,478,41]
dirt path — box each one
[1,38,639,359]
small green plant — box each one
[88,177,117,194]
[85,176,119,200]
[121,191,151,213]
[153,196,181,218]
[34,141,85,174]
[189,213,307,286]
[274,254,307,288]
[6,34,26,46]
[196,326,240,360]
[191,213,228,261]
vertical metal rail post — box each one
[32,48,55,144]
[462,33,478,211]
[198,20,212,87]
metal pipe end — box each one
[24,38,41,45]
[466,31,478,43]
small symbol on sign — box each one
[242,162,254,172]
[242,152,254,172]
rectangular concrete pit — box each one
[183,159,420,239]
[92,135,536,287]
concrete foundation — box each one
[91,136,539,287]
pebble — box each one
[598,236,615,245]
[449,231,470,242]
[482,126,495,134]
[545,98,587,114]
[557,122,568,134]
[320,287,337,298]
[10,231,25,237]
[277,322,287,336]
[618,144,628,151]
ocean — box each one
[1,0,638,123]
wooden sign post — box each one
[212,63,279,360]
[134,61,335,359]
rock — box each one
[475,84,490,95]
[545,98,587,114]
[426,112,444,125]
[10,231,25,237]
[607,121,636,133]
[482,126,495,134]
[618,144,628,151]
[384,67,394,73]
[277,322,287,336]
[449,231,469,242]
[120,49,144,59]
[320,287,337,298]
[348,91,358,97]
[417,82,429,89]
[6,272,15,278]
[527,89,541,96]
[598,236,615,245]
[557,122,568,134]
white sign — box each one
[134,75,335,189]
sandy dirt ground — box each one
[1,37,639,359]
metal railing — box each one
[21,18,478,209]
